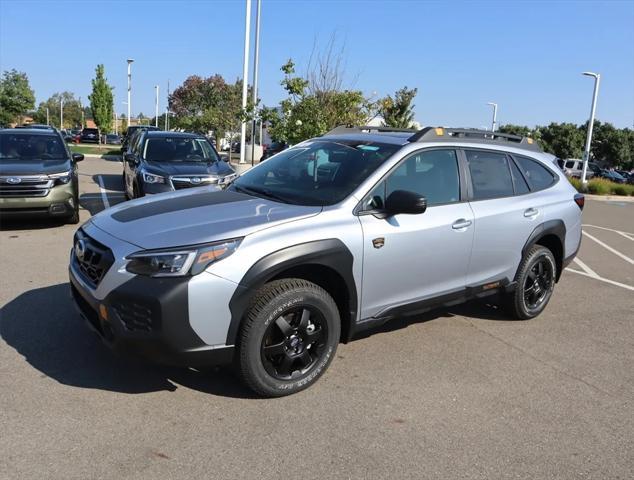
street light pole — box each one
[46,107,49,125]
[127,59,134,129]
[487,102,498,132]
[60,98,64,130]
[580,71,601,186]
[155,85,159,127]
[250,0,261,166]
[239,0,252,164]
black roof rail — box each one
[408,127,541,152]
[325,125,417,136]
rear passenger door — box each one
[464,149,546,286]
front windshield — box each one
[142,137,219,163]
[232,139,399,206]
[0,133,67,160]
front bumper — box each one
[69,259,235,367]
[0,183,76,217]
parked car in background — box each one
[70,126,583,396]
[105,134,121,145]
[122,131,236,199]
[0,127,83,223]
[121,125,160,153]
[80,128,100,144]
[598,169,627,184]
[18,123,53,130]
[615,170,634,184]
[261,141,287,160]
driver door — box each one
[358,148,474,319]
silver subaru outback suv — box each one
[69,126,584,396]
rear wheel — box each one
[237,278,340,397]
[506,245,556,319]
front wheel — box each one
[506,245,556,319]
[237,278,340,397]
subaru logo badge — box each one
[75,239,86,261]
[191,177,202,184]
[6,177,21,184]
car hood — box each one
[144,161,234,177]
[90,187,321,249]
[0,159,71,176]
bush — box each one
[587,178,613,195]
[612,184,628,196]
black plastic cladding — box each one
[521,220,566,281]
[226,239,357,346]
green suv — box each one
[0,128,83,224]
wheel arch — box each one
[226,239,358,346]
[521,220,565,281]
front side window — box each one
[466,150,514,200]
[0,133,67,160]
[232,140,399,206]
[142,137,219,162]
[514,155,556,191]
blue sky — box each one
[1,0,633,128]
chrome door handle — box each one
[524,208,539,218]
[452,219,472,229]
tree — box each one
[88,64,114,135]
[498,124,535,138]
[379,87,418,129]
[0,69,35,126]
[263,59,370,144]
[538,123,585,159]
[169,74,244,146]
[33,92,82,128]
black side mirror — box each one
[72,153,84,162]
[124,153,137,164]
[384,190,427,215]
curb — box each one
[585,194,634,203]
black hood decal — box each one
[111,190,250,223]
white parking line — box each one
[582,224,634,241]
[565,268,634,292]
[96,175,110,209]
[582,231,634,265]
[572,257,599,278]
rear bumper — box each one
[69,263,234,367]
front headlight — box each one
[125,238,242,277]
[49,170,72,184]
[142,171,165,184]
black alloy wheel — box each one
[260,306,328,380]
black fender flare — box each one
[225,239,358,346]
[520,219,566,280]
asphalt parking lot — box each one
[1,157,632,479]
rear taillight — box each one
[574,193,585,210]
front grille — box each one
[73,230,114,288]
[112,301,155,332]
[0,176,53,197]
[171,176,217,190]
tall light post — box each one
[122,101,128,132]
[250,0,261,166]
[154,85,159,127]
[580,71,601,186]
[127,59,134,129]
[46,107,49,125]
[487,102,498,132]
[239,0,252,164]
[60,98,64,130]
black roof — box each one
[143,131,205,139]
[0,128,60,136]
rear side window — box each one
[565,160,576,169]
[466,150,514,200]
[514,156,556,191]
[509,159,530,194]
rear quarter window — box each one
[514,155,557,191]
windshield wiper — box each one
[233,184,291,204]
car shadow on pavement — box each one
[0,283,255,398]
[79,193,107,215]
[0,218,67,231]
[95,173,124,192]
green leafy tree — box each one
[0,69,36,126]
[538,122,585,159]
[263,59,370,145]
[498,124,534,138]
[33,92,82,128]
[379,87,418,128]
[88,64,114,134]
